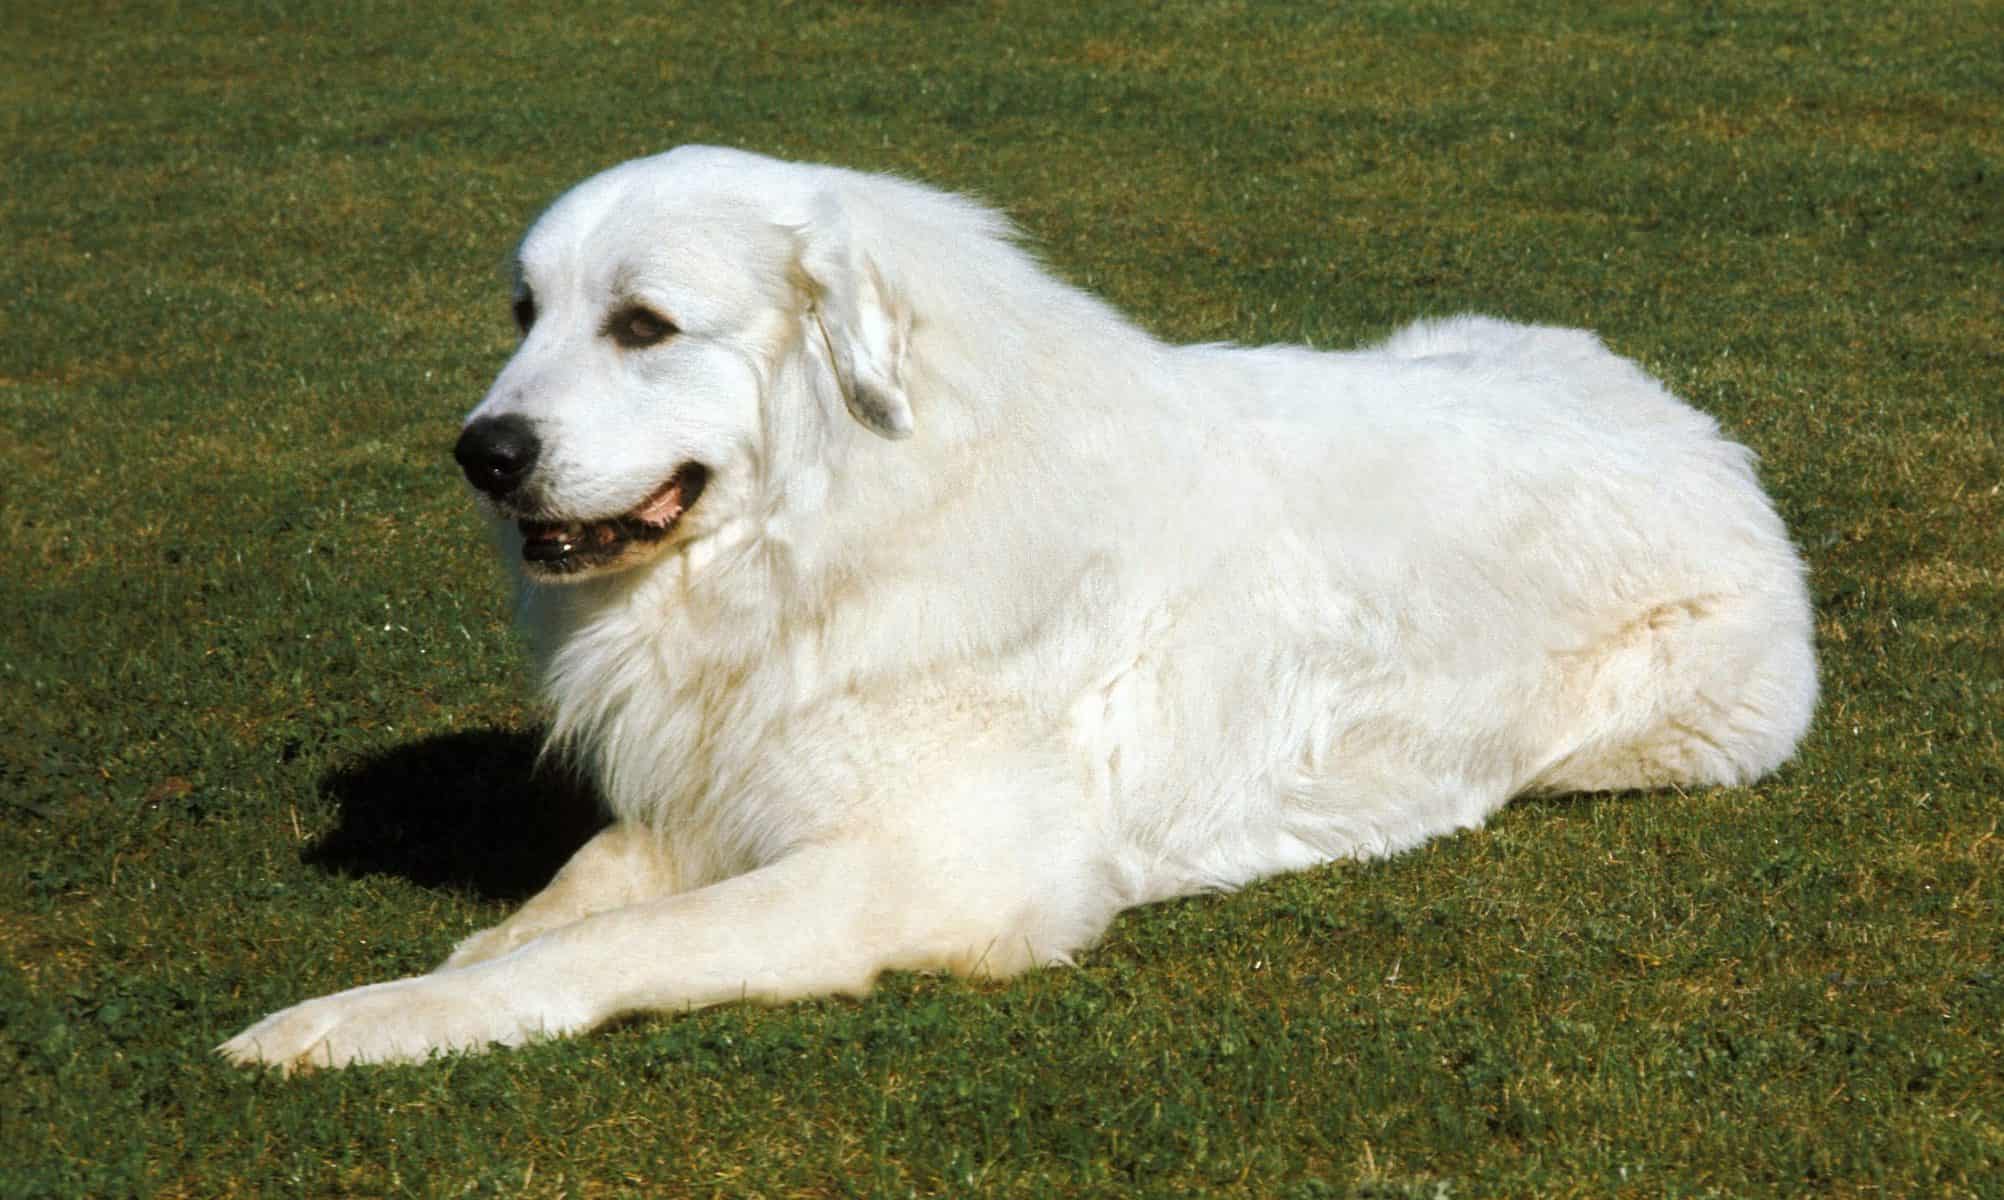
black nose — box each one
[454,415,540,498]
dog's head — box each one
[454,146,919,583]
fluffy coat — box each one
[222,147,1816,1069]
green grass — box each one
[4,1,2000,1195]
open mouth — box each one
[516,462,710,576]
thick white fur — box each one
[222,147,1816,1070]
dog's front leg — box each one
[218,833,1072,1071]
[437,822,679,971]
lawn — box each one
[3,1,2000,1196]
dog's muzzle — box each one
[454,415,709,578]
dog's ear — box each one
[797,197,915,440]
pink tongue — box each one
[633,476,686,528]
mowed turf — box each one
[3,2,2000,1196]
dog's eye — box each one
[607,305,677,349]
[513,293,537,334]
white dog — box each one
[222,147,1816,1069]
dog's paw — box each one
[216,971,571,1073]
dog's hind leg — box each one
[1527,587,1817,795]
[437,823,682,971]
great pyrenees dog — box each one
[223,146,1816,1069]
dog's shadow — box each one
[305,729,608,902]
